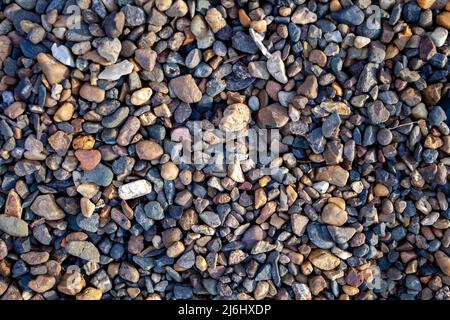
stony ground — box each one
[0,0,450,300]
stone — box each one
[28,276,56,293]
[117,116,141,146]
[219,103,251,132]
[267,51,288,84]
[136,140,164,161]
[291,214,309,236]
[103,11,125,38]
[51,43,75,67]
[75,150,102,171]
[81,163,114,187]
[161,162,179,180]
[119,180,153,200]
[79,83,105,103]
[307,222,334,249]
[135,49,157,71]
[257,103,289,128]
[205,8,227,33]
[321,203,348,226]
[54,102,75,123]
[291,7,317,24]
[169,75,202,103]
[57,270,86,296]
[331,6,365,26]
[435,251,450,276]
[130,88,153,106]
[96,37,121,63]
[0,215,29,237]
[98,60,134,81]
[5,190,22,218]
[144,201,164,220]
[31,194,65,220]
[37,53,69,85]
[0,36,12,69]
[308,249,341,270]
[4,102,26,120]
[76,287,103,300]
[315,166,349,187]
[297,75,318,99]
[65,241,100,263]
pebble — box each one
[31,194,65,220]
[136,140,164,161]
[75,150,102,171]
[119,180,152,200]
[37,53,69,85]
[0,0,449,302]
[219,103,251,132]
[65,241,101,263]
[98,60,134,81]
[169,75,202,103]
[0,215,29,237]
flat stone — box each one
[291,7,317,24]
[81,163,114,187]
[169,75,202,103]
[257,103,289,128]
[315,166,349,187]
[98,60,134,81]
[37,53,69,85]
[0,215,29,237]
[119,180,153,200]
[51,43,75,67]
[308,249,341,270]
[75,150,102,171]
[136,140,164,161]
[65,241,100,263]
[31,194,65,220]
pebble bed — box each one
[0,0,450,300]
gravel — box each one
[0,0,449,302]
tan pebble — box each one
[308,249,341,271]
[161,161,179,180]
[136,140,164,161]
[321,203,347,226]
[205,8,227,33]
[436,11,450,29]
[373,183,389,197]
[130,87,153,106]
[80,198,95,218]
[250,20,267,33]
[417,0,436,9]
[54,102,75,122]
[4,102,26,119]
[28,275,56,293]
[166,241,185,258]
[5,190,22,218]
[239,9,251,28]
[37,53,69,85]
[79,83,105,103]
[76,287,103,300]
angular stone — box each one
[31,194,65,220]
[169,75,202,103]
[37,53,69,85]
[315,166,349,187]
[65,241,100,263]
[219,103,251,132]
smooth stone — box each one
[0,215,29,237]
[31,194,65,220]
[118,180,153,200]
[98,60,134,81]
[65,241,100,263]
